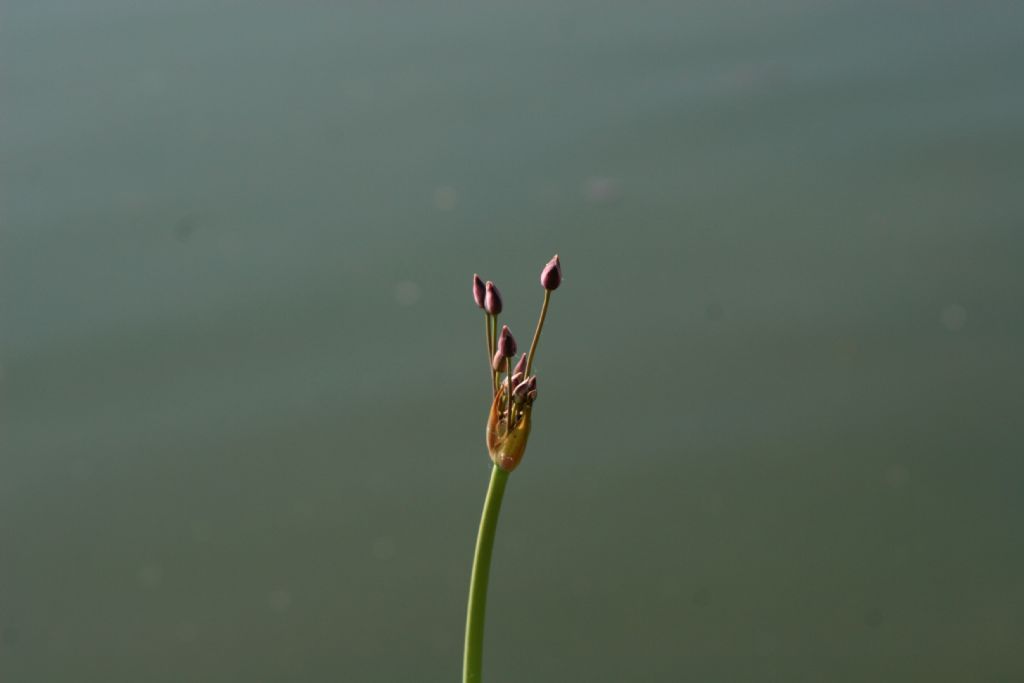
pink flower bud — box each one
[484,281,503,315]
[491,350,507,373]
[497,325,517,358]
[472,274,486,309]
[513,353,527,377]
[540,254,562,291]
[511,378,531,404]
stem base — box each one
[463,465,510,683]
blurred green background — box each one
[3,1,1024,681]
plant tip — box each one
[540,254,562,291]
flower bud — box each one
[513,353,527,377]
[484,281,503,315]
[540,254,562,291]
[472,274,486,309]
[497,325,517,358]
[491,350,507,373]
[511,378,531,404]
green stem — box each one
[485,314,496,394]
[463,465,510,683]
[491,316,500,395]
[525,290,551,377]
[505,359,512,427]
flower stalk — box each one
[462,464,509,683]
[463,255,562,683]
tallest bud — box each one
[540,254,562,291]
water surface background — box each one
[3,1,1024,681]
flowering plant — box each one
[463,255,562,683]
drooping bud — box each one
[484,281,503,315]
[472,274,486,309]
[491,350,507,373]
[513,353,527,377]
[525,376,537,401]
[497,325,517,357]
[540,254,562,291]
[511,378,531,404]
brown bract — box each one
[486,387,533,472]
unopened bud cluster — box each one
[471,255,562,472]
